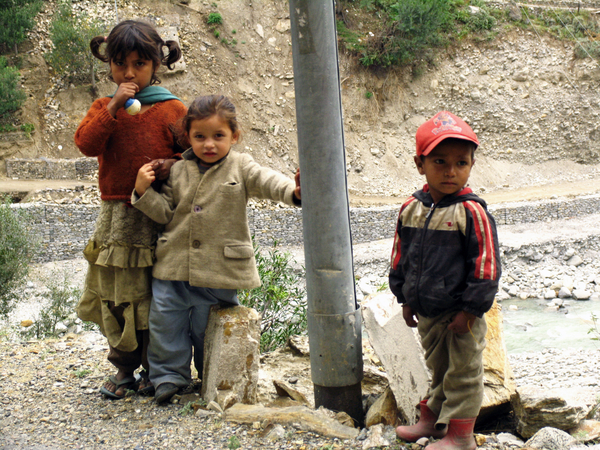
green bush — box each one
[0,56,26,123]
[574,40,600,60]
[45,0,106,84]
[239,240,307,353]
[0,0,43,51]
[359,0,452,68]
[0,196,36,317]
[25,270,82,338]
[207,12,223,25]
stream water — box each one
[501,298,600,354]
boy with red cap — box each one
[389,111,501,450]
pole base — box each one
[314,382,364,428]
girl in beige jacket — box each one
[132,94,301,404]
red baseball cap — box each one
[416,111,479,157]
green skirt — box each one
[76,200,163,352]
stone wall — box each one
[6,158,98,180]
[11,193,600,262]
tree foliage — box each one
[0,0,43,51]
[0,56,26,123]
[45,0,106,84]
[0,197,36,317]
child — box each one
[74,20,187,399]
[389,111,501,450]
[132,94,301,404]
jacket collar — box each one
[414,184,487,208]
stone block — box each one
[480,301,516,422]
[202,305,260,410]
[360,293,429,424]
[512,386,593,438]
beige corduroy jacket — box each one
[132,149,299,290]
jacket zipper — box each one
[415,202,436,312]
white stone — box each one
[573,290,591,300]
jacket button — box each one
[194,206,202,213]
[192,240,201,248]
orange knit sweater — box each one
[74,97,187,201]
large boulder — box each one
[362,294,514,425]
[480,301,516,422]
[511,386,593,438]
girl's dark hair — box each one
[174,95,241,148]
[90,20,181,85]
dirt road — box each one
[3,177,600,207]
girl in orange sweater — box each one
[74,20,187,399]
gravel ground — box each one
[1,226,600,449]
[1,329,600,450]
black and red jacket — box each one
[388,185,501,318]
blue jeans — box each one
[148,279,238,388]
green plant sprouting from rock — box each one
[239,239,307,353]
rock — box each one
[572,290,591,300]
[202,305,261,410]
[568,255,584,267]
[558,287,571,298]
[511,386,592,438]
[361,423,390,450]
[525,427,576,450]
[365,387,399,428]
[416,437,430,446]
[496,432,524,447]
[224,404,359,440]
[480,302,515,422]
[570,419,600,443]
[264,423,285,441]
[360,293,429,424]
[287,335,310,356]
[273,379,309,405]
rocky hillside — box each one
[4,0,600,204]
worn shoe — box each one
[396,399,447,442]
[425,418,477,450]
[154,382,179,404]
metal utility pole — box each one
[288,0,364,425]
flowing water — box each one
[501,298,600,354]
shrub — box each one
[0,56,26,123]
[45,0,106,84]
[0,197,36,317]
[25,270,82,338]
[239,240,307,353]
[359,0,452,68]
[207,12,223,25]
[0,0,43,52]
[574,40,600,60]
